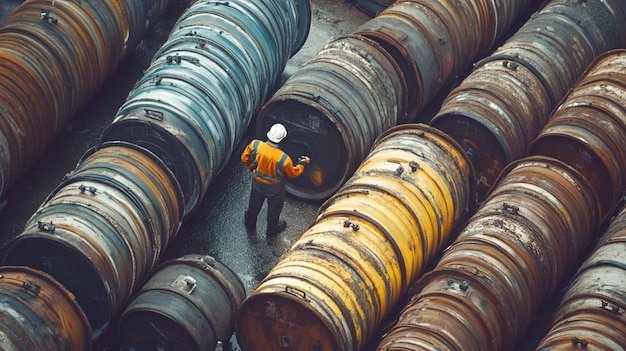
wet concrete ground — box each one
[0,0,554,350]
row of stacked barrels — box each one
[0,0,311,350]
[0,1,625,351]
[0,0,171,349]
[395,47,626,351]
[235,0,626,350]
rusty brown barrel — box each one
[377,155,601,351]
[0,0,170,198]
[0,141,184,340]
[101,0,311,215]
[236,123,477,351]
[430,0,626,199]
[528,49,626,222]
[255,34,407,201]
[118,254,246,351]
[353,0,473,121]
[354,0,537,121]
[535,203,626,350]
[0,265,92,351]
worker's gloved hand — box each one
[298,156,311,165]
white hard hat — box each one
[267,123,287,143]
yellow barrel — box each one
[529,49,626,222]
[377,156,601,351]
[236,123,477,351]
[0,266,92,350]
[535,203,626,350]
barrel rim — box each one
[257,95,351,201]
[235,286,343,350]
[0,233,111,339]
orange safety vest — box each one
[241,140,304,184]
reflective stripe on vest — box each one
[252,140,288,183]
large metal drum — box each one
[101,0,311,216]
[431,0,626,199]
[0,0,170,198]
[529,49,626,221]
[0,266,91,351]
[536,203,626,350]
[118,254,246,351]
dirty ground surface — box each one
[0,0,557,350]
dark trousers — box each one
[246,178,285,230]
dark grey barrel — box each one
[118,254,246,351]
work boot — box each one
[244,211,256,230]
[266,220,286,236]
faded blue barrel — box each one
[431,0,626,199]
[118,254,246,351]
[0,0,170,198]
[0,141,184,340]
[101,0,311,216]
[0,266,92,351]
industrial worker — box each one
[241,123,311,236]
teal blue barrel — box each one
[101,0,311,216]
